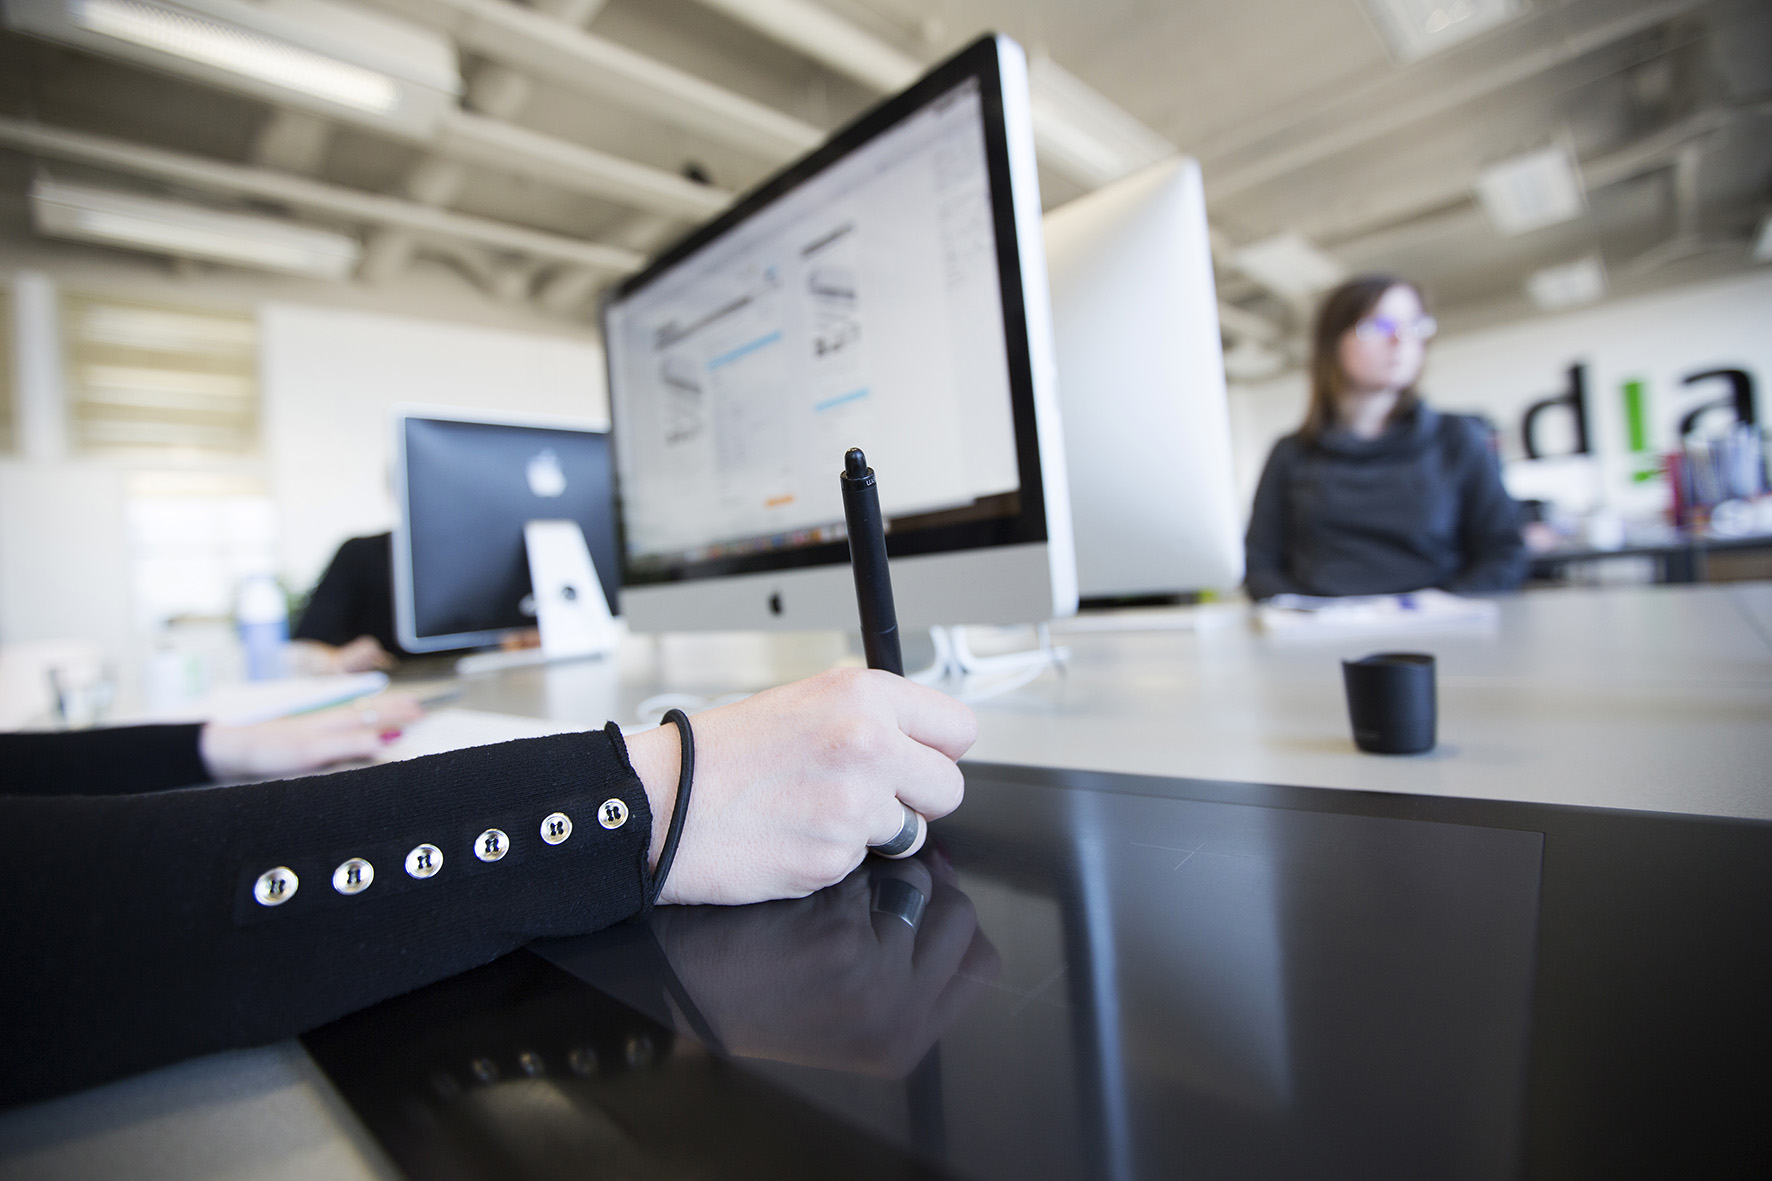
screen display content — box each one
[606,78,1024,583]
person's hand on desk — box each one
[288,634,397,674]
[623,668,976,906]
[650,853,1000,1077]
[199,692,423,779]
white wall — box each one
[1,266,610,673]
[0,463,132,656]
[260,304,610,591]
[1226,270,1772,520]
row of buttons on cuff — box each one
[252,797,630,907]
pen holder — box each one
[1342,652,1436,755]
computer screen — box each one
[393,411,620,654]
[604,34,1074,633]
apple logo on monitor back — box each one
[526,449,567,498]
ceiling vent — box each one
[1525,254,1607,310]
[1361,0,1525,64]
[1231,232,1347,301]
[1474,143,1587,236]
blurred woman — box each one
[1243,276,1525,599]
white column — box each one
[12,271,67,461]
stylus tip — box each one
[844,448,868,479]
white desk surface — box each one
[6,582,1769,1179]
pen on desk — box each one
[840,447,922,859]
[839,447,904,676]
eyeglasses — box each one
[1354,314,1438,343]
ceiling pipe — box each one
[1199,0,1712,201]
[1327,106,1741,261]
[361,0,824,160]
[0,116,645,273]
[693,0,920,92]
[437,109,730,220]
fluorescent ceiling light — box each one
[1525,254,1606,310]
[1475,143,1586,236]
[73,0,397,112]
[4,0,458,136]
[1753,212,1772,263]
[32,177,361,278]
[1361,0,1525,63]
[1028,56,1174,188]
[1232,232,1347,300]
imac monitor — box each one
[602,34,1075,633]
[393,410,620,654]
[1044,157,1245,600]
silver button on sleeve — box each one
[475,828,509,862]
[405,843,443,879]
[253,867,298,907]
[598,799,629,830]
[332,857,374,895]
[540,812,573,845]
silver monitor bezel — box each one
[602,34,1074,633]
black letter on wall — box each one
[1521,363,1590,460]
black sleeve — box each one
[0,726,654,1107]
[1244,438,1307,600]
[0,724,212,796]
[292,535,384,648]
[1445,418,1528,593]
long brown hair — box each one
[1300,274,1428,443]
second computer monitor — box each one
[1044,157,1245,601]
[393,409,620,654]
[603,34,1075,633]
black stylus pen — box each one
[840,447,904,676]
[841,447,921,859]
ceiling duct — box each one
[2,0,460,137]
[0,116,645,274]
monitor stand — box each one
[456,520,619,676]
[909,624,1069,692]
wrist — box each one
[623,723,681,874]
[198,722,247,780]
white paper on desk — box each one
[376,707,592,763]
[1257,589,1499,636]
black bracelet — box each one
[648,708,695,907]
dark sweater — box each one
[0,724,654,1107]
[292,532,406,656]
[1244,405,1526,600]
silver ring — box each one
[869,802,921,858]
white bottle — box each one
[237,574,288,682]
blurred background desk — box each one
[1528,532,1772,585]
[4,582,1769,1179]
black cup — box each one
[1342,652,1437,754]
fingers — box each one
[316,693,422,733]
[879,733,966,821]
[873,673,977,762]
